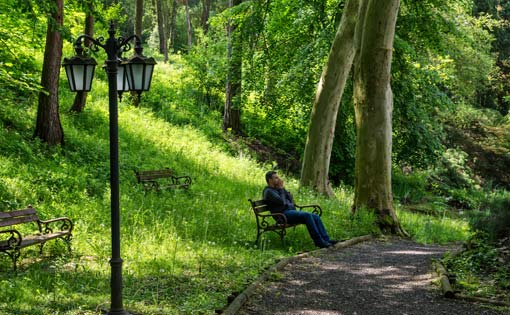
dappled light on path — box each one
[237,239,506,315]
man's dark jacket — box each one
[263,186,296,214]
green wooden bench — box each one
[248,199,322,244]
[0,206,73,270]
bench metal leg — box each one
[278,228,287,244]
[255,229,262,245]
[3,249,21,271]
[64,235,73,253]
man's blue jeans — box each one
[283,209,331,246]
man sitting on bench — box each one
[263,171,338,248]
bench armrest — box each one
[172,175,192,186]
[38,217,74,234]
[295,204,323,216]
[257,212,288,226]
[0,229,22,248]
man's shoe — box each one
[317,242,332,248]
[329,239,340,245]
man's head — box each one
[265,171,282,188]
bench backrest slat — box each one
[0,208,39,227]
[136,169,174,181]
[249,199,270,214]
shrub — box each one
[471,191,510,241]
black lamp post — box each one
[63,22,155,315]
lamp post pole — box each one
[103,25,126,315]
[63,21,155,315]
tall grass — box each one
[0,61,472,314]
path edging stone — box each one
[433,258,510,307]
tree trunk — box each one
[34,0,64,145]
[156,0,167,56]
[133,0,144,107]
[169,0,178,52]
[353,0,404,235]
[161,0,169,62]
[135,0,143,37]
[201,0,211,34]
[70,6,94,113]
[223,0,242,133]
[185,0,193,47]
[300,0,360,197]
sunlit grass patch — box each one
[398,207,472,244]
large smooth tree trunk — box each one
[353,0,404,234]
[70,5,94,113]
[223,0,242,133]
[300,0,360,197]
[34,0,64,145]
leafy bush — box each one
[471,191,510,241]
[392,167,428,204]
[443,232,510,301]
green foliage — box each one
[330,80,356,185]
[0,0,45,100]
[391,0,496,170]
[473,0,510,115]
[202,0,340,154]
[185,31,228,113]
[391,38,451,168]
[443,232,510,302]
[392,167,429,205]
[471,191,510,241]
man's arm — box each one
[263,187,285,206]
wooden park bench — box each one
[135,168,192,191]
[0,206,74,270]
[248,199,322,244]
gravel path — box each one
[236,238,506,315]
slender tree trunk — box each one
[135,0,143,37]
[353,0,404,235]
[169,0,178,52]
[156,0,167,55]
[133,0,144,106]
[185,0,193,47]
[300,0,360,197]
[161,0,169,62]
[223,0,242,133]
[201,0,211,34]
[34,0,64,145]
[70,5,94,113]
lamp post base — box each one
[99,308,131,315]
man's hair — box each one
[265,171,277,184]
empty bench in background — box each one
[248,199,322,244]
[0,205,73,270]
[135,168,192,191]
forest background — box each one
[1,0,510,314]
